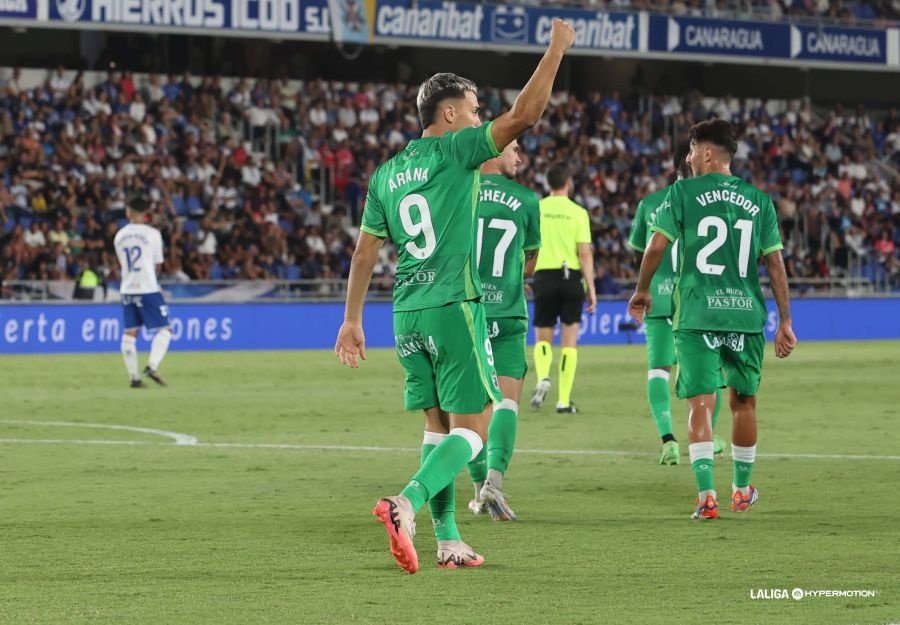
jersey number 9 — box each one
[399,194,437,260]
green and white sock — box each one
[401,428,482,514]
[647,369,674,441]
[421,431,461,541]
[487,398,518,476]
[467,445,487,496]
[689,441,716,500]
[732,444,756,496]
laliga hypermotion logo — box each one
[57,0,86,22]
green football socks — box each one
[401,429,480,515]
[420,433,461,541]
[487,399,518,474]
[647,369,673,439]
[467,446,487,485]
[732,444,756,494]
[689,441,716,496]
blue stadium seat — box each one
[186,196,203,215]
[182,219,200,235]
[172,196,187,216]
[284,265,301,280]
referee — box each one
[530,162,596,413]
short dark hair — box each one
[689,119,737,157]
[546,161,570,191]
[415,73,477,129]
[128,197,151,213]
[674,140,691,178]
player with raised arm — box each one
[335,19,575,573]
[466,139,541,522]
[628,119,797,519]
[114,198,172,388]
[629,143,726,465]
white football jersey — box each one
[114,223,164,294]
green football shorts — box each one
[394,300,502,414]
[644,316,677,370]
[487,317,528,380]
[674,330,765,399]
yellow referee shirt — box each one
[535,195,592,271]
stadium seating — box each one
[0,67,897,292]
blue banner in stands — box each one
[649,14,790,58]
[372,0,640,53]
[790,23,888,64]
[0,0,36,18]
[1,299,899,354]
[648,14,894,66]
[46,0,332,36]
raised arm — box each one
[490,19,575,151]
[764,250,797,358]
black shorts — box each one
[532,269,585,327]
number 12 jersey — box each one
[651,172,783,334]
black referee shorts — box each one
[532,268,585,327]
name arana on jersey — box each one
[387,167,430,192]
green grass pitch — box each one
[1,341,898,624]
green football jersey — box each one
[360,122,501,312]
[629,186,677,319]
[651,172,783,333]
[477,174,541,320]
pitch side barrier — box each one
[0,298,898,353]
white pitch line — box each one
[1,434,899,461]
[194,442,900,461]
[0,420,198,445]
[0,438,148,446]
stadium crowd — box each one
[0,67,898,295]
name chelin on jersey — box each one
[478,188,522,211]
